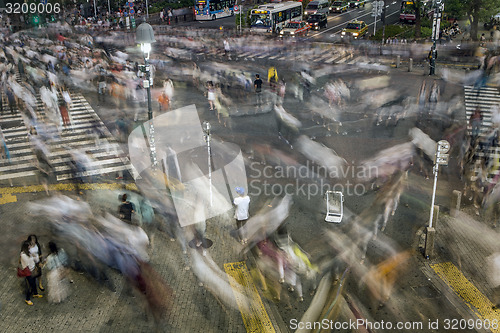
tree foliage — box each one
[444,0,500,40]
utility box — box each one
[325,191,344,223]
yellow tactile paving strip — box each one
[224,261,276,333]
[431,262,500,333]
[0,183,138,205]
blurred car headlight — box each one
[353,32,358,36]
[290,31,295,35]
[342,31,346,35]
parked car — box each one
[330,0,349,13]
[279,21,311,37]
[307,13,328,30]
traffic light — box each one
[381,7,386,23]
[33,15,39,25]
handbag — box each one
[32,263,42,278]
[17,266,31,278]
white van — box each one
[304,0,330,18]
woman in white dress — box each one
[44,241,69,304]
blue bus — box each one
[195,0,236,20]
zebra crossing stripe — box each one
[0,91,135,181]
[463,85,500,182]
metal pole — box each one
[93,0,97,18]
[204,123,213,207]
[240,4,242,33]
[145,57,157,168]
[146,0,149,19]
[373,2,377,36]
[108,0,111,16]
[429,1,442,75]
[428,162,439,228]
[381,0,386,47]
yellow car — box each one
[341,20,368,39]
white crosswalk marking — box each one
[163,44,352,64]
[0,90,136,182]
[463,85,500,181]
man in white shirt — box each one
[234,187,250,243]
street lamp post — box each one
[425,140,449,259]
[203,121,213,207]
[136,22,158,168]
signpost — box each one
[235,4,242,33]
[425,139,449,259]
[371,1,384,35]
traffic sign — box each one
[437,140,450,153]
[234,5,239,12]
[130,8,135,15]
[436,154,449,165]
[129,2,134,7]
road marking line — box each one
[0,182,138,198]
[224,261,276,333]
[0,193,18,205]
[431,262,500,333]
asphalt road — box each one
[182,0,404,40]
[98,34,469,329]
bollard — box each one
[432,205,439,226]
[424,227,436,259]
[396,55,400,68]
[408,58,413,72]
[450,190,461,217]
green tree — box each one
[414,0,423,38]
[444,0,500,40]
[302,0,310,15]
[236,4,257,28]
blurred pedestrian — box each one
[6,86,16,114]
[44,241,70,304]
[206,81,216,111]
[97,72,107,103]
[158,91,170,112]
[234,187,250,243]
[254,74,263,108]
[428,80,440,113]
[59,101,71,130]
[268,66,278,93]
[119,193,135,223]
[27,235,44,291]
[168,9,173,25]
[470,107,483,140]
[20,240,43,306]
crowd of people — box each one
[1,7,500,328]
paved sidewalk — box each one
[0,185,288,332]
